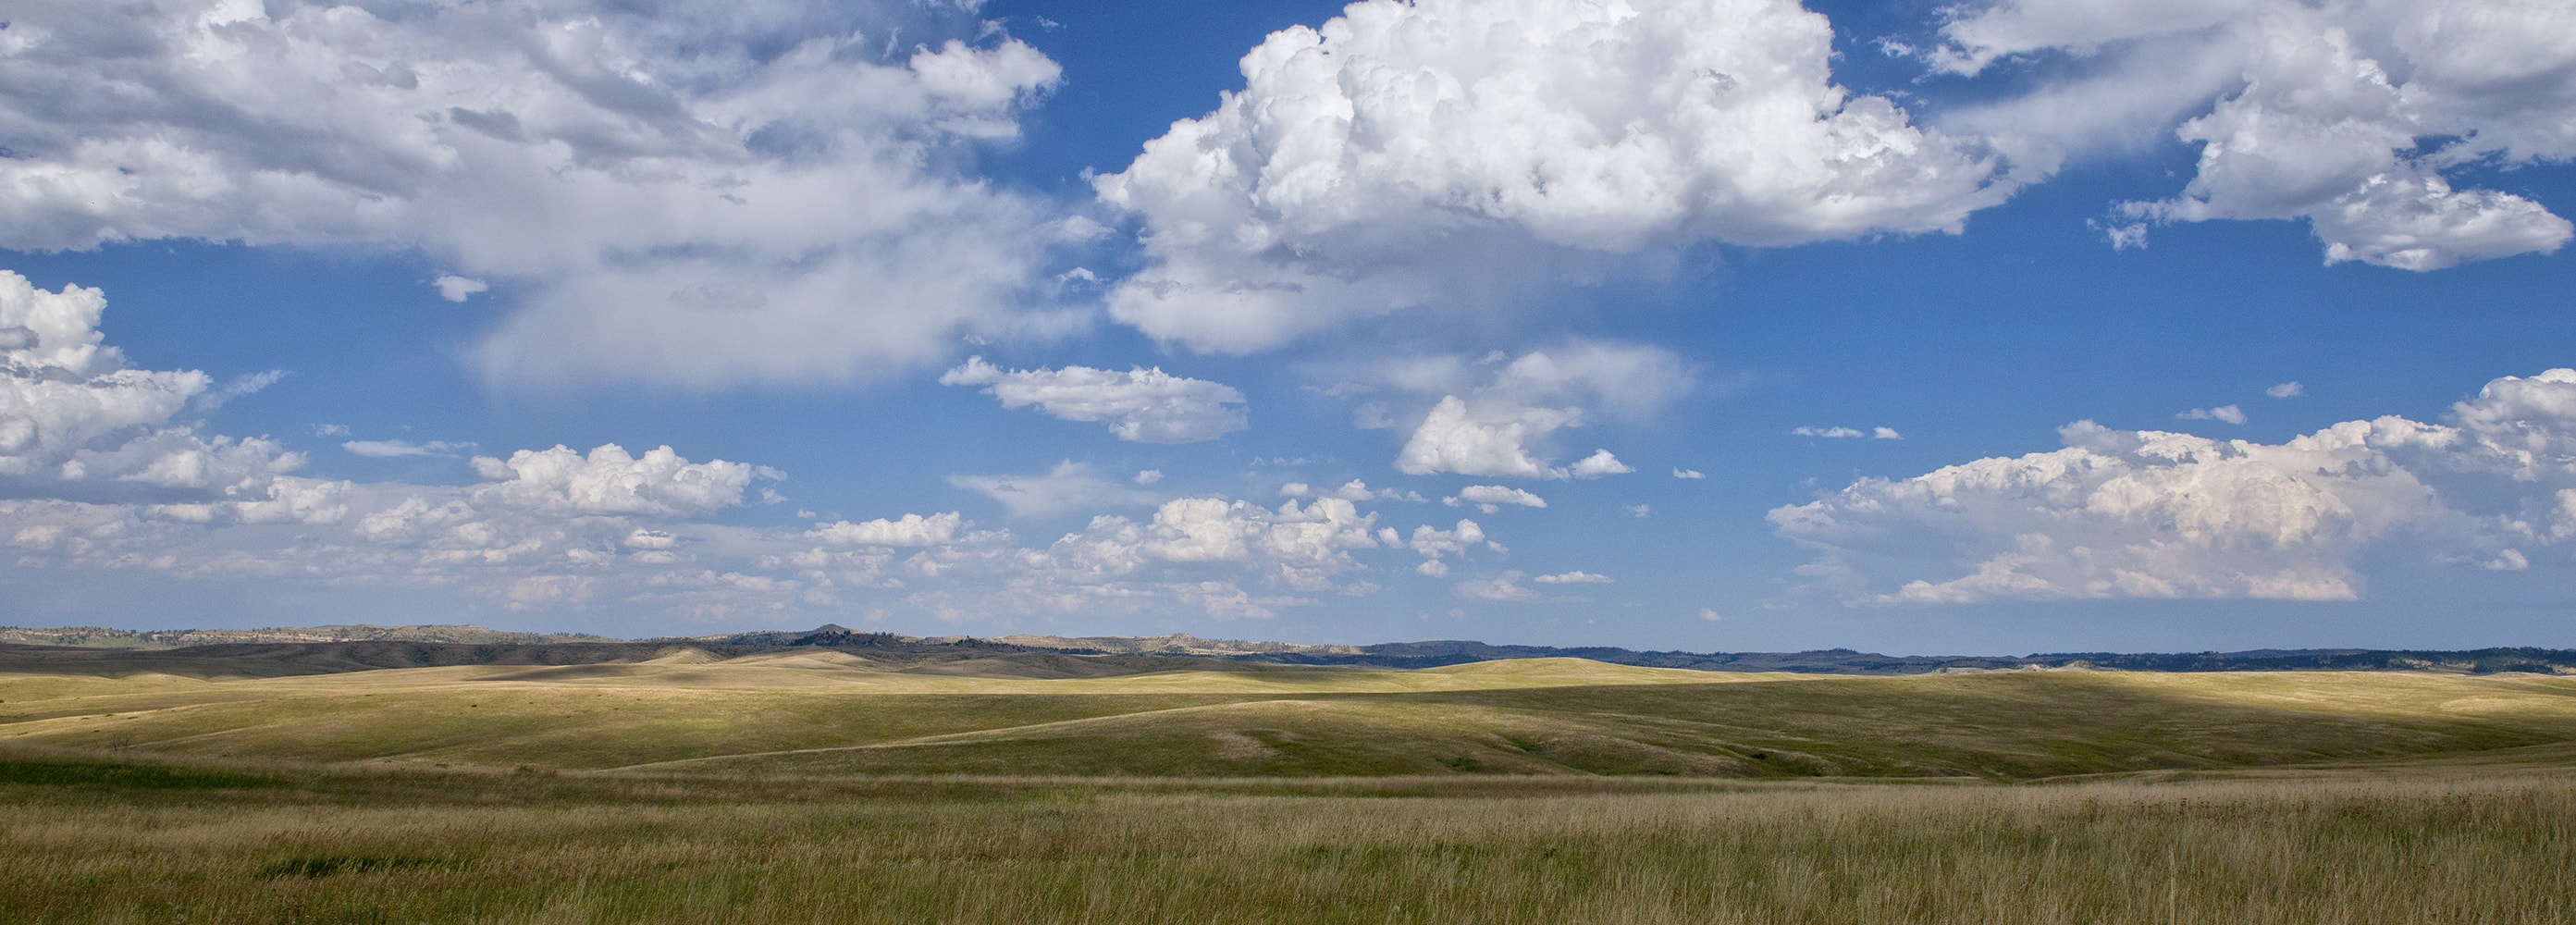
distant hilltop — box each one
[4,623,2572,675]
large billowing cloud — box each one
[1093,0,2016,352]
[1937,0,2576,269]
[0,270,325,524]
[940,357,1249,443]
[0,0,1064,388]
[1772,368,2576,604]
[1,274,208,475]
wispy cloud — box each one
[192,369,288,411]
[949,461,1159,518]
[1534,570,1611,584]
[942,357,1248,444]
[343,439,475,459]
[1795,426,1904,439]
[1444,485,1547,513]
[2176,405,2247,425]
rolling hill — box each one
[7,632,2576,780]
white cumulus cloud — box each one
[4,273,1508,626]
[433,276,489,302]
[1049,496,1383,602]
[1399,396,1578,480]
[0,270,332,522]
[1404,519,1489,574]
[1386,343,1684,480]
[940,356,1248,443]
[1936,0,2576,269]
[469,444,766,517]
[0,273,210,476]
[1093,0,2016,352]
[1772,367,2576,605]
[1569,450,1636,477]
[807,512,966,547]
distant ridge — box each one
[987,635,2576,675]
[0,623,620,649]
[6,623,2573,675]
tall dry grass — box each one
[4,766,2571,923]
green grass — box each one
[3,762,2572,923]
[9,655,2576,921]
[0,757,280,789]
[10,658,2576,778]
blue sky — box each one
[5,0,2575,654]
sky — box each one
[4,0,2575,655]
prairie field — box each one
[6,644,2576,922]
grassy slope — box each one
[4,765,2572,924]
[10,654,2576,922]
[7,652,2576,779]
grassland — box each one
[6,646,2576,921]
[6,759,2573,923]
[9,651,2576,777]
